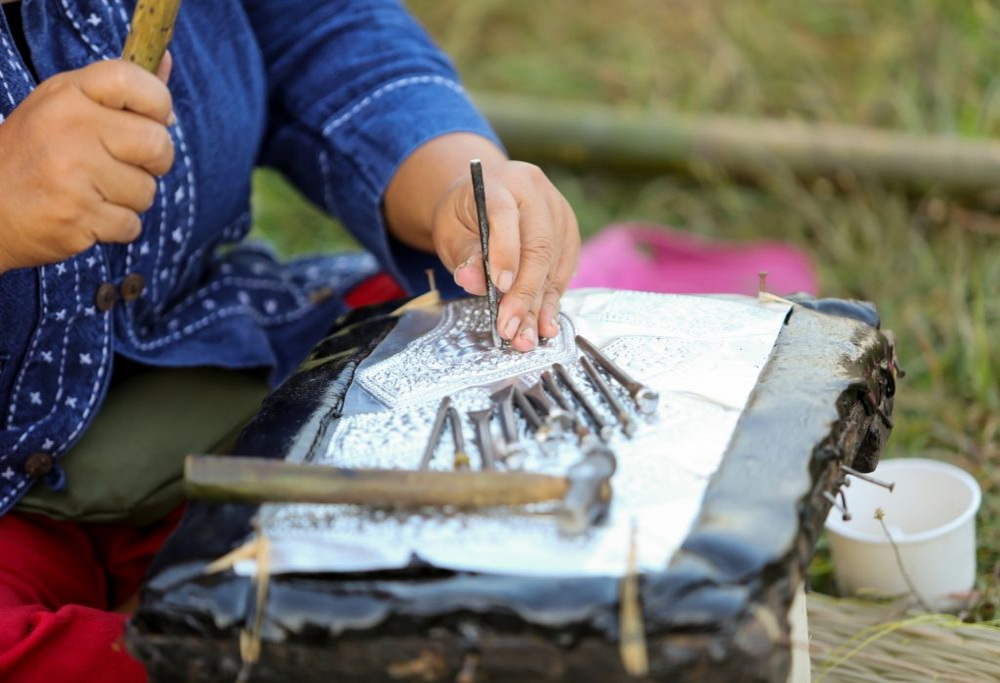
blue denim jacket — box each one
[0,0,497,514]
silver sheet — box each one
[243,289,790,578]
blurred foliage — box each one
[251,0,1000,603]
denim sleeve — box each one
[243,0,501,293]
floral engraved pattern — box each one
[357,298,577,408]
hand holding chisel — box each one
[470,159,504,348]
[386,140,579,352]
[0,0,178,272]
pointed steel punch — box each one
[470,160,502,348]
[579,356,637,438]
[447,405,471,470]
[491,385,527,469]
[552,362,615,443]
[512,386,544,434]
[541,370,594,447]
[575,335,659,416]
[468,407,499,471]
[524,381,574,440]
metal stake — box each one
[842,464,896,492]
[418,396,452,470]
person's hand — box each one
[385,133,580,352]
[433,158,579,351]
[0,57,175,273]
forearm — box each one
[384,132,507,252]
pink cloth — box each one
[570,223,817,296]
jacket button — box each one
[121,273,146,301]
[23,451,53,478]
[95,283,117,311]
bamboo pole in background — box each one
[476,92,1000,195]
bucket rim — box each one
[825,458,981,545]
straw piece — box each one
[809,593,1000,682]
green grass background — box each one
[250,0,1000,616]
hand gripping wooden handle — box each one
[121,0,182,73]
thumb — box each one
[433,182,488,295]
[436,180,521,297]
[449,240,488,296]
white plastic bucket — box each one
[824,458,981,610]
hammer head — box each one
[557,444,617,535]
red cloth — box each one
[343,271,407,309]
[0,507,183,683]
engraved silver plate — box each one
[356,298,577,409]
[243,289,790,579]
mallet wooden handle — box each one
[122,0,181,73]
[185,454,570,507]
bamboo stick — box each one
[475,92,1000,194]
[122,0,182,74]
[185,454,569,507]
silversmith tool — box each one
[558,444,617,535]
[579,356,637,438]
[185,455,572,507]
[512,386,544,433]
[575,335,659,416]
[470,160,503,348]
[468,407,499,471]
[524,382,573,438]
[553,362,615,443]
[447,405,471,470]
[418,396,452,470]
[491,386,528,469]
[541,370,593,446]
[512,385,559,445]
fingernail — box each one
[502,316,520,340]
[497,270,514,293]
[519,326,538,347]
[167,110,177,126]
[453,256,474,285]
[543,309,559,335]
